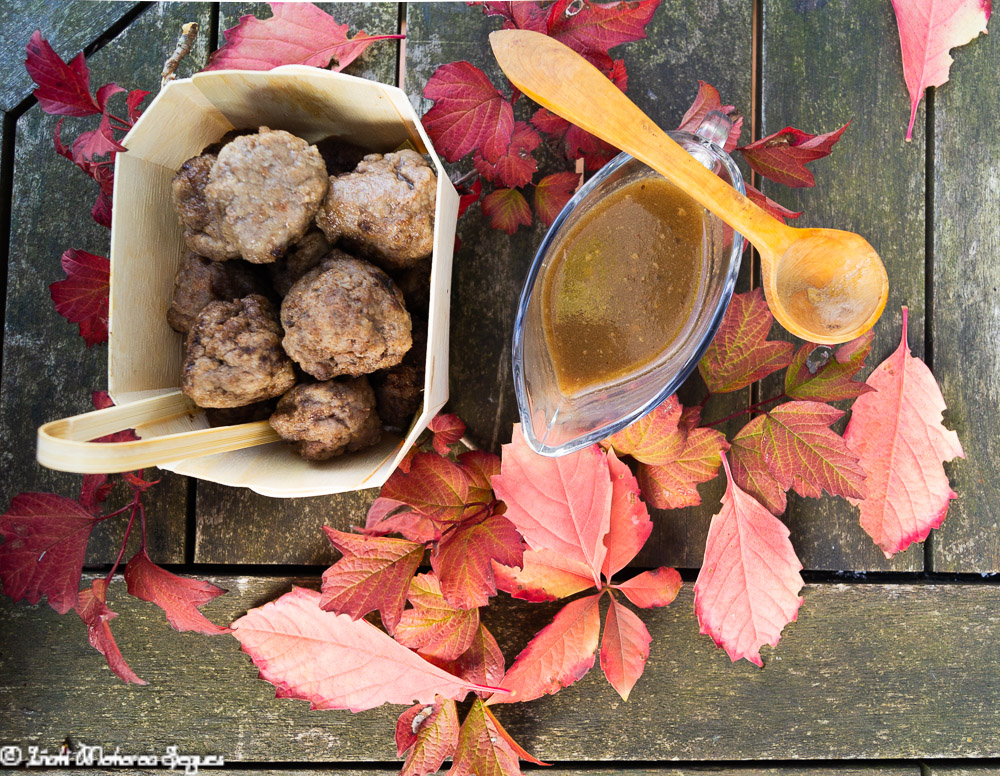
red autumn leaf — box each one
[844,307,964,557]
[480,188,533,234]
[602,450,652,579]
[457,449,501,505]
[698,288,794,393]
[694,457,804,667]
[785,332,876,402]
[428,413,466,456]
[533,171,580,227]
[75,578,146,684]
[479,1,550,33]
[396,573,480,661]
[397,697,461,776]
[614,566,682,608]
[453,623,506,695]
[602,393,684,465]
[494,547,596,602]
[368,452,472,541]
[488,592,601,705]
[78,475,113,515]
[72,113,126,163]
[125,89,149,123]
[677,81,743,152]
[431,511,524,609]
[607,58,628,91]
[123,549,230,635]
[458,178,483,219]
[423,61,515,164]
[729,402,867,514]
[49,249,110,347]
[232,586,491,712]
[531,106,571,137]
[892,0,990,139]
[564,123,620,171]
[493,427,611,586]
[205,3,401,72]
[637,426,729,510]
[600,594,651,701]
[91,191,112,228]
[744,183,802,224]
[546,0,661,57]
[450,698,547,776]
[727,428,788,515]
[739,122,850,188]
[91,390,139,443]
[0,492,96,614]
[473,121,541,189]
[25,31,100,116]
[319,528,424,633]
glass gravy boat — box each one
[512,112,744,456]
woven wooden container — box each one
[37,66,458,498]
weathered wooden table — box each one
[2,2,999,774]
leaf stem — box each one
[451,169,480,189]
[704,393,788,428]
[105,504,138,583]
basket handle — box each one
[36,390,280,474]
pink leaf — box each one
[397,697,460,776]
[487,593,601,705]
[891,0,991,139]
[614,567,682,608]
[0,493,96,614]
[450,698,547,776]
[843,307,964,557]
[744,183,802,224]
[452,623,506,696]
[428,413,466,456]
[600,595,651,701]
[231,586,491,712]
[677,81,743,152]
[636,426,729,510]
[738,122,850,188]
[457,449,501,504]
[123,549,230,635]
[602,450,652,579]
[75,579,146,684]
[431,512,524,610]
[49,249,110,347]
[480,188,533,234]
[694,457,804,667]
[396,573,480,661]
[493,547,596,602]
[492,426,611,587]
[205,3,401,72]
[423,61,514,164]
[25,31,100,116]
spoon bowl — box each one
[490,29,888,345]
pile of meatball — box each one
[168,127,436,461]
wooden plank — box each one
[0,0,138,111]
[404,1,753,571]
[192,2,402,564]
[760,0,926,571]
[928,9,1000,573]
[2,577,999,761]
[0,4,214,564]
[0,769,922,775]
[929,769,1000,776]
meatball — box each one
[268,230,332,297]
[371,322,427,429]
[167,252,266,333]
[315,150,436,270]
[269,377,382,461]
[200,128,256,156]
[390,262,431,318]
[281,257,412,380]
[205,128,328,264]
[182,295,296,408]
[314,137,369,176]
[171,153,240,261]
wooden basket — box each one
[36,66,458,498]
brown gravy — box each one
[540,176,707,395]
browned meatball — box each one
[182,295,295,408]
[171,153,240,261]
[268,230,332,297]
[281,257,412,380]
[390,262,431,317]
[314,137,369,176]
[201,128,256,156]
[371,321,427,429]
[167,252,266,333]
[206,128,328,264]
[269,377,382,461]
[315,150,436,271]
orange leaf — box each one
[600,595,651,701]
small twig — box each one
[703,393,788,428]
[458,434,479,451]
[451,169,480,189]
[161,22,199,88]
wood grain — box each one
[0,0,138,111]
[759,0,926,571]
[3,577,1000,761]
[0,3,214,564]
[192,2,402,564]
[0,769,922,775]
[928,9,1000,573]
[404,0,754,571]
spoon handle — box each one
[489,30,792,257]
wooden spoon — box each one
[490,30,888,345]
